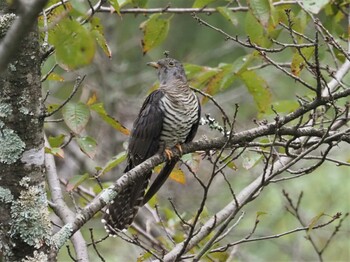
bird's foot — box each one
[175,144,183,155]
[164,148,174,160]
[164,144,183,160]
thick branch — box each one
[51,86,350,249]
[0,0,49,73]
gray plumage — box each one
[102,58,201,233]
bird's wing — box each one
[103,90,165,231]
[126,89,165,169]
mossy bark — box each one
[0,6,52,262]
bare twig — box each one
[44,75,86,117]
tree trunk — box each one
[0,6,51,262]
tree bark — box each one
[0,5,51,261]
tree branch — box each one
[51,85,350,250]
[0,0,49,73]
[45,137,88,261]
[96,1,297,14]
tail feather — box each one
[102,160,176,233]
[102,167,151,233]
[142,160,176,205]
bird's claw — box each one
[175,144,183,155]
[165,148,174,160]
[165,144,183,160]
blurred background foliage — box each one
[40,0,349,260]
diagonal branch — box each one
[51,86,350,250]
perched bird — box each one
[102,58,201,233]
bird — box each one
[101,57,201,233]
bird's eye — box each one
[168,61,175,66]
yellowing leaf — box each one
[90,103,130,135]
[140,14,170,55]
[308,212,325,234]
[86,92,98,106]
[45,147,65,158]
[291,47,315,76]
[47,72,64,82]
[169,167,186,184]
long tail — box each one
[142,160,176,205]
[102,163,151,233]
[102,160,176,233]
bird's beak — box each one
[147,61,160,69]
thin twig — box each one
[44,75,86,117]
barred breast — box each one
[159,89,199,146]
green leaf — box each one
[66,173,90,192]
[140,14,170,55]
[49,19,96,69]
[247,0,272,28]
[256,211,268,218]
[265,100,300,115]
[217,6,238,26]
[303,0,330,14]
[187,65,219,89]
[62,102,90,134]
[239,70,271,114]
[76,136,97,159]
[46,104,60,114]
[108,0,120,15]
[245,11,270,47]
[92,30,112,58]
[192,0,217,8]
[181,153,201,173]
[90,17,112,58]
[131,0,148,7]
[90,103,130,135]
[242,151,263,170]
[219,154,237,170]
[291,47,315,76]
[291,8,309,41]
[48,134,66,147]
[98,151,127,176]
[218,63,238,90]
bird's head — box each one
[147,58,187,85]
